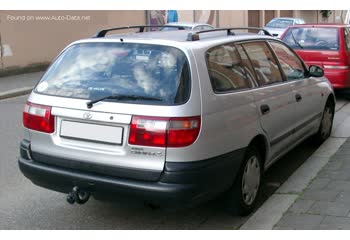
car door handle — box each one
[260,104,270,115]
[295,94,302,102]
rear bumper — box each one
[19,140,245,206]
[325,69,350,89]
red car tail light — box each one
[23,102,55,133]
[128,116,201,148]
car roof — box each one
[270,17,302,21]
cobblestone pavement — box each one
[274,138,350,230]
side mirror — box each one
[308,65,324,78]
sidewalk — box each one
[0,71,44,99]
[241,100,350,230]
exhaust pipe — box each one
[66,186,90,205]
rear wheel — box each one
[226,145,263,216]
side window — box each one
[269,41,305,81]
[344,28,350,50]
[242,41,283,86]
[206,43,254,93]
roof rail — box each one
[186,27,272,41]
[93,25,185,38]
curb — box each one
[0,87,32,100]
[240,137,346,230]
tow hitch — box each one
[66,186,90,205]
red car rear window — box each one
[282,27,339,51]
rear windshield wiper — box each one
[87,94,162,108]
[291,30,303,49]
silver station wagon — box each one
[19,26,335,215]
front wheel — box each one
[226,146,263,216]
[313,100,334,145]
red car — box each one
[281,24,350,90]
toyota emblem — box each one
[83,112,93,120]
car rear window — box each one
[266,19,294,28]
[282,27,339,50]
[35,42,191,105]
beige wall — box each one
[177,10,194,22]
[297,10,343,23]
[219,10,247,28]
[0,10,146,69]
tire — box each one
[312,100,335,146]
[226,145,263,216]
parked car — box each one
[19,26,335,216]
[281,24,350,90]
[264,17,305,37]
[161,22,214,31]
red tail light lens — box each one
[128,116,201,148]
[167,117,201,147]
[23,102,55,133]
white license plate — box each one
[60,121,123,145]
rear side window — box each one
[206,43,254,93]
[282,27,339,50]
[242,42,283,86]
[269,41,305,80]
[35,42,191,105]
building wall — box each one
[219,10,247,28]
[0,10,146,69]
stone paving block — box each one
[337,103,350,114]
[273,213,324,230]
[324,180,350,192]
[332,150,350,156]
[288,199,315,214]
[300,189,340,201]
[323,162,342,171]
[317,169,350,181]
[335,192,350,204]
[240,194,298,230]
[332,112,348,129]
[307,178,331,190]
[312,138,346,158]
[307,201,350,217]
[277,156,329,194]
[318,216,350,230]
[332,116,350,138]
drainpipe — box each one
[216,10,220,28]
[0,20,3,69]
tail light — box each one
[23,101,55,133]
[128,116,201,148]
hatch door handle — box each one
[295,93,302,102]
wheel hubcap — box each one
[321,107,333,139]
[242,155,261,206]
